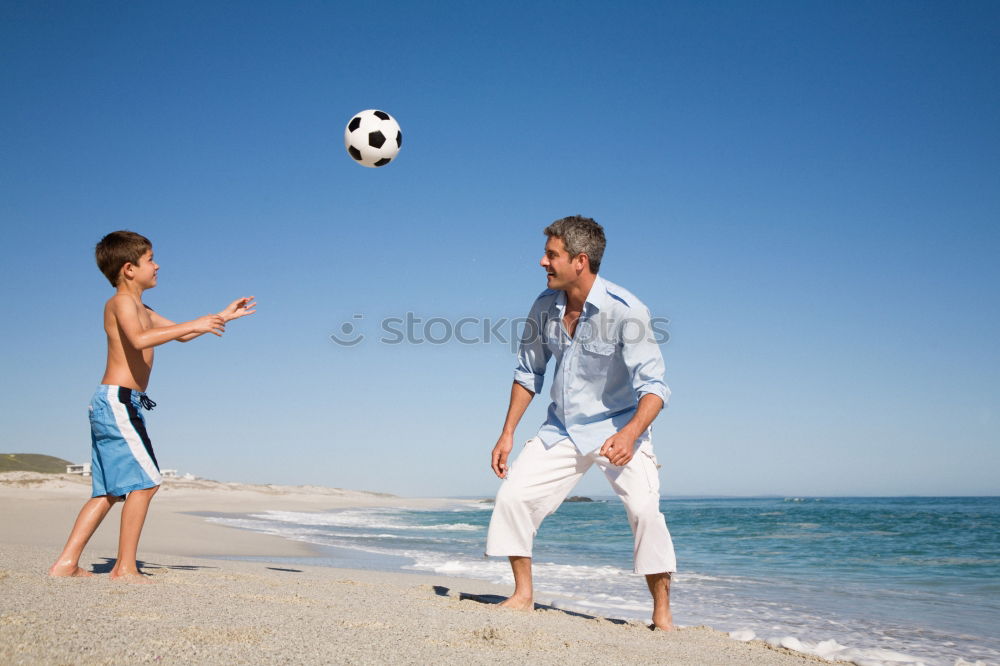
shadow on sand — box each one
[432,585,630,626]
[91,558,221,575]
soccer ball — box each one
[344,109,402,168]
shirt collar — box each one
[555,275,610,315]
[584,275,610,313]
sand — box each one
[0,473,839,665]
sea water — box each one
[206,496,1000,666]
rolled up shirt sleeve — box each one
[513,296,551,394]
[620,305,670,406]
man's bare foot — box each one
[48,563,94,578]
[109,570,152,584]
[651,609,675,631]
[498,595,534,611]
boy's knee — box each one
[128,485,160,499]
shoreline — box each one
[1,473,841,664]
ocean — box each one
[206,496,1000,666]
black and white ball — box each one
[344,109,402,168]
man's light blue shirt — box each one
[513,275,670,453]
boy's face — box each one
[123,249,158,289]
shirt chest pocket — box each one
[578,341,617,379]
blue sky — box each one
[2,1,997,497]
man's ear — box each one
[574,252,590,274]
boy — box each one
[48,230,255,582]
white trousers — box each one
[486,437,676,575]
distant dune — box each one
[0,453,72,474]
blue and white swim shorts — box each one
[89,385,162,498]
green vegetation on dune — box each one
[0,453,75,474]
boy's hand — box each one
[220,296,257,322]
[193,314,226,337]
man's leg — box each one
[646,572,673,630]
[502,556,535,610]
[486,438,588,609]
[109,485,158,582]
[49,495,121,577]
[597,444,677,629]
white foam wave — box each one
[207,517,472,549]
[204,517,322,544]
[447,503,494,512]
[247,509,482,532]
[769,636,930,666]
[729,630,948,666]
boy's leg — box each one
[109,485,159,582]
[49,495,121,577]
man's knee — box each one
[624,495,664,524]
[494,481,523,512]
[496,478,548,513]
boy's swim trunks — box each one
[89,385,162,498]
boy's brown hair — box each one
[95,230,152,287]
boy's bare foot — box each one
[110,569,152,584]
[48,562,94,578]
[498,595,534,611]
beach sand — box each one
[0,473,838,665]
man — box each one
[486,215,676,630]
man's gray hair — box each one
[544,215,606,274]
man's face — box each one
[540,236,581,290]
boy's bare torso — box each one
[101,294,153,392]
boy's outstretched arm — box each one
[219,296,256,322]
[148,297,256,343]
[114,295,224,350]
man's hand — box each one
[599,430,638,467]
[192,314,226,337]
[220,297,257,322]
[491,433,515,479]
